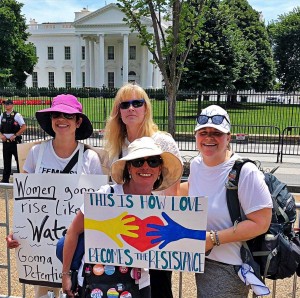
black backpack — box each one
[226,158,300,281]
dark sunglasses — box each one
[129,156,162,168]
[119,99,145,110]
[197,115,229,125]
[50,112,77,120]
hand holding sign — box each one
[84,212,138,247]
[147,212,206,249]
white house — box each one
[26,3,163,89]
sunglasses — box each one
[197,115,229,125]
[129,156,162,168]
[50,112,77,120]
[119,99,145,110]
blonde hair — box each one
[104,83,158,160]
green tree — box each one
[0,0,37,88]
[180,0,246,92]
[221,0,275,92]
[268,7,300,92]
[118,0,205,135]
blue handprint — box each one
[146,212,206,249]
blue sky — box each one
[19,0,298,24]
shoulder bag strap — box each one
[35,141,47,173]
[62,143,86,174]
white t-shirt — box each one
[23,140,103,174]
[78,183,150,288]
[188,154,272,265]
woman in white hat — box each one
[104,83,182,298]
[187,105,272,297]
[62,137,182,298]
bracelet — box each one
[61,271,72,276]
[214,230,221,246]
[209,230,217,246]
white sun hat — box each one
[111,137,183,191]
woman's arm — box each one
[179,182,189,196]
[62,210,84,297]
[205,207,272,252]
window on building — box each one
[108,46,114,60]
[32,72,38,88]
[48,72,54,88]
[108,72,114,88]
[48,47,54,60]
[65,46,71,60]
[129,46,136,60]
[65,72,71,88]
[82,72,85,88]
[82,46,85,60]
[128,71,136,76]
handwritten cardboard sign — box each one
[84,193,208,273]
[13,173,108,287]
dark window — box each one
[65,72,71,88]
[48,47,54,60]
[48,72,54,88]
[129,46,136,60]
[108,72,114,88]
[82,46,85,60]
[65,46,71,60]
[32,72,38,88]
[108,46,114,60]
[82,72,85,88]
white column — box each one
[123,34,129,84]
[75,35,82,87]
[90,39,95,87]
[98,34,105,87]
[147,50,153,88]
[85,38,90,87]
[153,65,159,88]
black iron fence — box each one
[0,88,299,161]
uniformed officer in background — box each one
[0,99,26,183]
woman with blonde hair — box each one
[104,83,182,298]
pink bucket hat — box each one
[35,94,93,140]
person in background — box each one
[104,83,182,298]
[62,137,183,298]
[186,105,272,297]
[0,99,26,182]
[6,94,104,298]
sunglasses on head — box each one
[197,114,229,125]
[129,156,162,168]
[50,112,77,120]
[119,99,145,110]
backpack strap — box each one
[226,158,254,226]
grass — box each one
[7,98,300,133]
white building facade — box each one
[26,4,163,89]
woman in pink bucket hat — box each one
[6,94,104,298]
